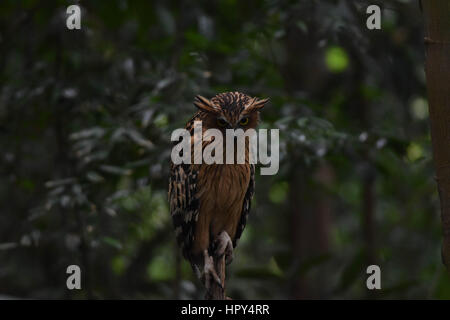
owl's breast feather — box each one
[197,163,250,239]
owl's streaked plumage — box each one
[169,92,268,280]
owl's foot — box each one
[214,231,234,265]
[201,250,222,290]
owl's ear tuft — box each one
[194,95,218,113]
[245,97,269,112]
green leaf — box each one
[325,46,349,73]
[334,249,364,293]
[269,181,289,204]
[296,254,332,277]
[102,237,123,250]
[235,267,283,280]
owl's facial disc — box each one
[216,116,231,128]
[218,114,248,129]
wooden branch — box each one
[205,254,226,300]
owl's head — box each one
[194,92,268,131]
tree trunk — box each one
[422,0,450,270]
[289,163,333,299]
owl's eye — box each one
[217,118,228,127]
[239,117,249,126]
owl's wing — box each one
[232,164,255,247]
[169,162,199,260]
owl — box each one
[168,91,268,291]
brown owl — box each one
[168,91,268,292]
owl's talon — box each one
[201,250,222,290]
[215,231,234,265]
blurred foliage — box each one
[0,0,449,299]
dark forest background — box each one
[1,0,449,299]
